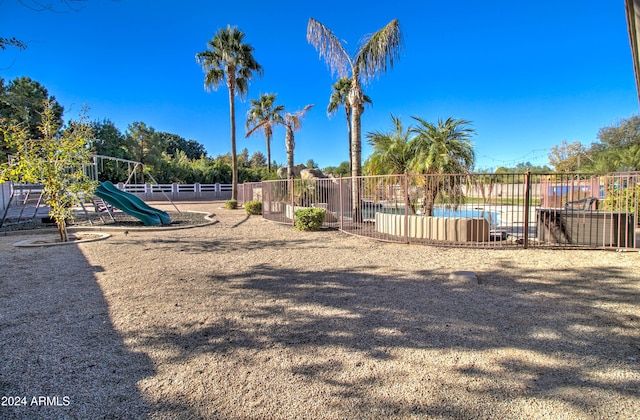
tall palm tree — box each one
[196,25,263,201]
[283,104,314,178]
[327,77,372,176]
[409,117,476,216]
[308,17,402,220]
[364,114,412,175]
[246,93,284,174]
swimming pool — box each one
[360,203,499,226]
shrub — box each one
[224,199,237,210]
[294,207,326,231]
[244,200,262,215]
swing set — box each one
[0,155,179,228]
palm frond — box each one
[307,18,351,78]
[355,19,403,83]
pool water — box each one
[430,207,499,226]
[361,204,499,226]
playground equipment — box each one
[0,184,49,227]
[1,155,179,228]
[95,181,171,226]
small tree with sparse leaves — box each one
[0,100,96,241]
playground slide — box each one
[95,181,171,226]
[99,181,172,224]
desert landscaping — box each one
[1,201,639,419]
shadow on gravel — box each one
[113,236,313,254]
[134,260,640,417]
[0,241,155,419]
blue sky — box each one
[1,0,638,171]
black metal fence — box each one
[255,172,639,250]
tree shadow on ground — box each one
[130,259,640,417]
[0,241,155,419]
[110,236,320,254]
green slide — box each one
[95,181,172,226]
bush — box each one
[244,200,262,215]
[294,207,326,231]
[224,199,237,210]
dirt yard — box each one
[1,202,639,419]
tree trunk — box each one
[349,78,364,222]
[345,107,352,176]
[266,135,272,173]
[424,177,437,217]
[228,79,238,201]
[286,127,294,178]
[57,219,68,242]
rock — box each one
[449,271,480,284]
[276,164,306,179]
[300,168,328,180]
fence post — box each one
[289,178,295,226]
[404,174,409,243]
[523,170,531,249]
[339,176,343,231]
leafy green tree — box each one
[196,25,263,201]
[0,101,96,241]
[92,119,128,157]
[90,119,130,181]
[610,144,640,171]
[0,77,63,160]
[153,150,195,183]
[305,159,318,169]
[514,162,552,173]
[283,105,314,178]
[206,159,232,183]
[327,77,372,176]
[323,161,350,177]
[239,166,268,182]
[593,116,640,171]
[185,139,206,159]
[158,132,206,160]
[237,147,250,168]
[249,151,266,167]
[364,114,413,175]
[125,121,167,168]
[547,116,640,172]
[548,140,589,172]
[597,115,640,150]
[246,93,284,173]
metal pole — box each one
[523,170,531,249]
[404,174,409,243]
[339,176,343,231]
[290,178,295,226]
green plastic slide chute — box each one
[95,181,172,226]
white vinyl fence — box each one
[116,182,232,200]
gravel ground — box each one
[1,201,639,419]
